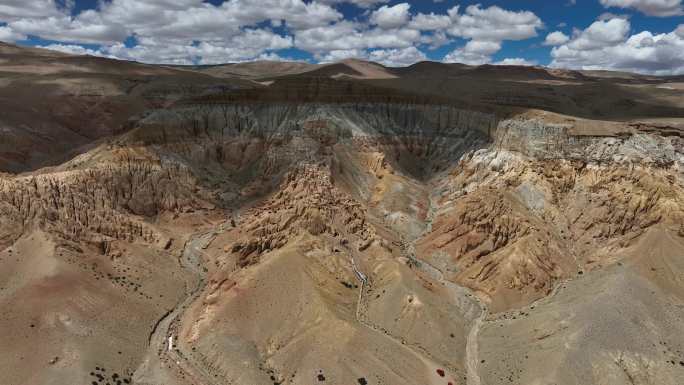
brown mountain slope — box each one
[0,43,253,173]
[197,60,322,79]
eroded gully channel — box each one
[404,186,488,385]
[342,178,489,385]
[404,184,573,385]
[133,223,225,385]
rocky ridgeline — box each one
[417,188,570,303]
[129,102,495,178]
[495,118,683,166]
[419,117,684,310]
[0,151,211,249]
[229,163,376,267]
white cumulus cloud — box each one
[551,19,684,75]
[495,57,538,66]
[566,18,630,50]
[544,31,570,46]
[0,0,66,20]
[0,25,26,42]
[369,46,426,67]
[599,0,683,17]
[447,5,543,42]
[444,40,502,65]
[442,5,543,65]
[38,43,105,56]
[319,0,389,8]
[370,3,411,29]
[408,12,452,31]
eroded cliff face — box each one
[418,116,684,311]
[129,102,684,385]
[2,94,684,385]
[3,101,682,312]
[0,146,214,251]
[224,163,377,268]
[128,103,495,178]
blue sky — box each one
[1,1,683,74]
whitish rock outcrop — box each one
[418,116,684,311]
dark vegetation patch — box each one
[88,365,131,385]
[59,245,153,300]
[340,280,357,289]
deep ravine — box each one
[133,226,223,385]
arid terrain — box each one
[1,41,684,385]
